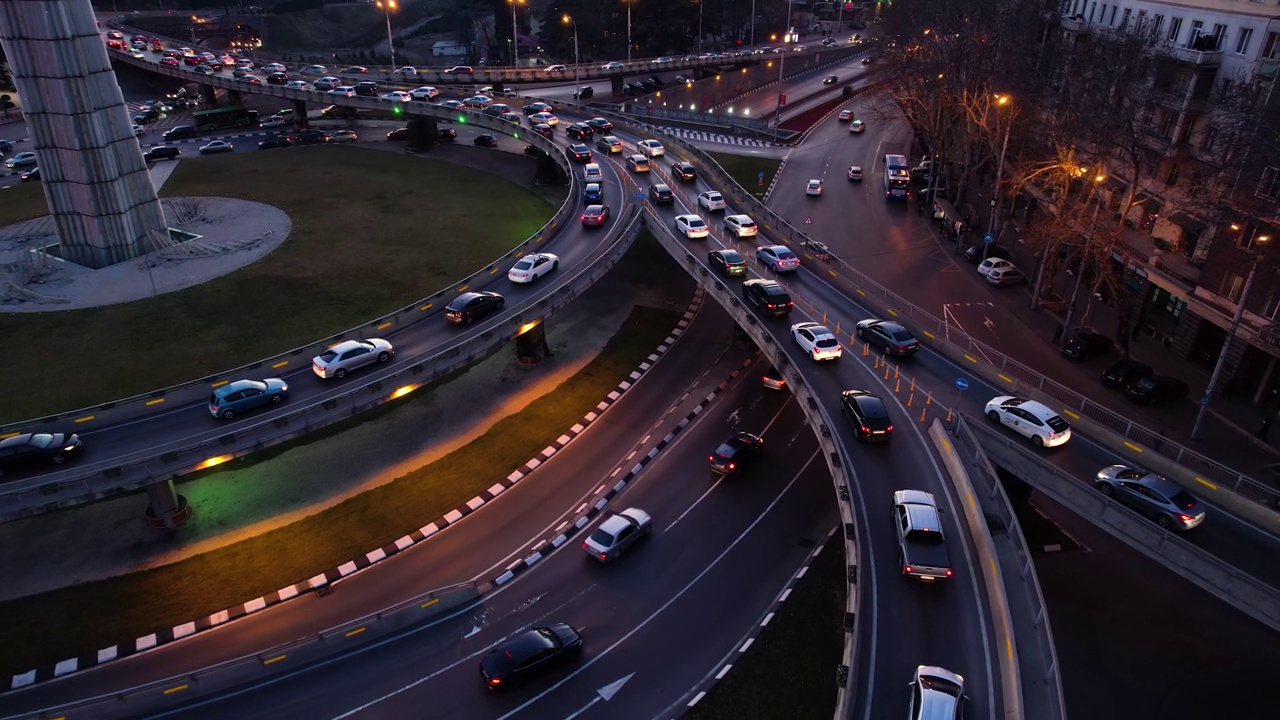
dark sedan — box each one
[258,136,294,150]
[1101,358,1153,388]
[444,291,504,326]
[708,248,747,277]
[480,624,582,691]
[586,117,614,133]
[709,432,764,475]
[1060,330,1114,360]
[1125,374,1190,404]
[386,127,410,141]
[648,183,674,204]
[841,390,893,442]
[672,161,697,182]
[0,432,82,476]
[473,134,498,147]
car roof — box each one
[599,512,638,534]
[327,340,370,353]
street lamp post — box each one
[772,0,795,143]
[697,0,704,54]
[508,0,524,67]
[563,15,580,100]
[750,0,756,45]
[1058,173,1107,345]
[984,94,1012,262]
[375,0,397,69]
[1192,225,1272,439]
[626,0,632,63]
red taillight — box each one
[1179,514,1194,522]
[211,406,220,413]
[945,569,953,577]
[488,677,501,687]
[599,552,607,560]
[860,425,871,433]
[786,301,793,307]
[898,345,908,351]
[580,214,585,221]
[904,564,913,574]
[886,425,894,432]
[728,462,736,470]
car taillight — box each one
[580,214,585,220]
[945,569,953,577]
[728,462,736,470]
[211,406,219,413]
[886,425,894,432]
[786,301,793,307]
[488,677,501,687]
[904,564,913,574]
[898,345,908,351]
[599,552,608,560]
[1179,514,1194,522]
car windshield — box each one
[1169,490,1198,509]
[891,330,913,342]
[27,433,56,449]
[318,350,339,362]
[722,251,744,263]
[689,219,706,228]
[1045,416,1070,432]
[588,528,616,547]
[739,221,756,229]
[777,251,797,261]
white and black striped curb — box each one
[680,526,839,717]
[486,354,755,590]
[7,286,706,693]
[763,149,791,203]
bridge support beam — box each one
[144,480,192,529]
[611,75,625,97]
[227,89,244,106]
[0,0,169,270]
[293,99,309,129]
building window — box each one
[1263,31,1279,59]
[1110,6,1119,26]
[1222,271,1245,303]
[1189,20,1204,47]
[1200,126,1217,151]
[1259,166,1280,201]
[1121,8,1131,30]
[1090,2,1098,23]
[1236,28,1254,55]
[1238,224,1262,251]
[1169,17,1183,43]
[1101,4,1109,25]
[1212,24,1228,50]
[1153,14,1164,38]
[1166,162,1181,186]
[1264,294,1280,321]
[1159,112,1174,138]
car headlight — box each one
[63,445,77,452]
[280,383,288,393]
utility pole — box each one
[984,95,1012,262]
[772,0,794,143]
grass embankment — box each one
[686,537,846,720]
[0,148,562,422]
[706,152,783,200]
[0,276,684,675]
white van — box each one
[583,163,603,183]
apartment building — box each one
[1058,0,1280,406]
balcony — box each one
[1115,225,1201,290]
[1060,16,1090,33]
[1156,43,1223,67]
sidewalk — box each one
[948,175,1280,491]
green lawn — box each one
[0,231,685,675]
[707,152,783,200]
[685,536,846,720]
[0,148,562,422]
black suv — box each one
[162,125,197,141]
[566,122,594,140]
[742,279,793,316]
[672,162,697,182]
[296,129,330,144]
[709,432,764,475]
[353,81,379,96]
[648,183,674,204]
[840,390,893,442]
[142,145,181,162]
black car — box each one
[523,144,544,156]
[19,166,40,183]
[479,624,582,691]
[142,145,181,162]
[672,162,697,182]
[321,104,358,118]
[342,66,368,74]
[444,291,505,325]
[840,390,893,442]
[566,122,594,140]
[823,74,839,84]
[763,366,787,390]
[586,117,614,133]
[708,248,747,277]
[1060,330,1114,360]
[623,82,646,96]
[742,278,793,316]
[1126,375,1190,404]
[258,136,294,150]
[438,128,457,142]
[645,75,666,89]
[0,432,82,477]
[649,183,674,204]
[709,432,764,475]
[474,133,498,147]
[856,319,920,356]
[1102,358,1152,388]
[572,85,594,99]
[133,108,160,124]
[964,244,1012,263]
[639,78,661,92]
[296,129,330,145]
[353,81,379,96]
[568,143,592,163]
[266,72,288,85]
[523,102,553,116]
[162,125,198,141]
[387,127,410,141]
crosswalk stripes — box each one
[658,127,775,148]
[126,101,189,133]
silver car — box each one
[582,508,652,562]
[909,665,966,720]
[1095,465,1206,530]
[311,338,394,379]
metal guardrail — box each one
[4,581,480,720]
[0,205,644,519]
[950,416,1068,720]
[0,69,576,435]
[965,415,1280,633]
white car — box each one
[314,76,340,91]
[410,86,439,101]
[328,86,356,97]
[983,396,1072,447]
[546,64,567,72]
[285,80,311,90]
[507,252,560,284]
[528,111,558,126]
[260,116,286,128]
[675,214,710,239]
[262,62,286,73]
[638,139,665,158]
[757,245,800,272]
[4,151,37,169]
[464,94,494,108]
[131,123,145,136]
[850,119,865,133]
[977,257,1015,278]
[698,191,726,212]
[129,48,146,59]
[312,339,394,380]
[301,64,327,74]
[235,57,254,68]
[582,507,652,562]
[382,91,411,102]
[583,163,603,183]
[724,214,757,237]
[330,130,359,143]
[393,66,418,76]
[838,110,853,122]
[910,666,966,720]
[791,322,843,361]
[601,61,625,69]
[198,140,234,155]
[805,179,823,196]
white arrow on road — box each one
[561,673,635,720]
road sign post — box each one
[953,377,969,422]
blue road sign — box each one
[635,192,647,200]
[983,231,994,244]
[1200,396,1209,406]
[955,377,969,391]
[758,171,765,179]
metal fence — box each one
[0,205,644,518]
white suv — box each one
[724,214,757,237]
[410,86,439,100]
[698,191,726,212]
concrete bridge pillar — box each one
[293,99,309,129]
[144,480,192,529]
[201,83,219,108]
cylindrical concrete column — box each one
[293,98,309,129]
[201,83,219,108]
[0,0,169,270]
[144,480,192,529]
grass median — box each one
[0,147,562,422]
[685,536,845,720]
[707,152,782,200]
[0,231,686,675]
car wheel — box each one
[51,453,66,464]
[1032,434,1044,447]
[1098,482,1114,496]
[464,315,474,326]
[334,368,347,379]
[986,410,1000,423]
[221,409,235,419]
[497,299,505,309]
[856,327,865,339]
[552,260,559,271]
[271,394,285,404]
[1156,514,1173,529]
[377,352,390,362]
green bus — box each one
[193,105,260,133]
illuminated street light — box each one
[508,0,524,67]
[375,0,397,69]
[563,15,580,101]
